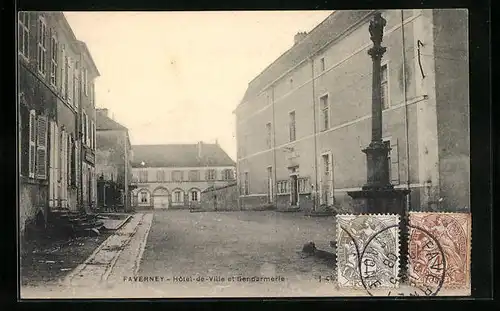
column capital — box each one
[368,46,387,59]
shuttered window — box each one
[28,110,36,178]
[389,139,400,185]
[50,31,58,87]
[61,45,67,98]
[35,115,48,179]
[37,16,47,75]
[67,57,73,104]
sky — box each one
[64,11,333,160]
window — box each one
[384,139,400,185]
[156,170,165,182]
[190,190,199,202]
[35,114,48,179]
[84,68,88,96]
[320,57,325,72]
[90,83,95,106]
[206,169,216,180]
[139,170,148,182]
[381,64,389,110]
[37,16,47,75]
[74,62,80,108]
[18,12,30,59]
[50,34,58,87]
[298,177,309,193]
[320,95,329,131]
[242,172,249,195]
[222,169,233,180]
[67,57,73,104]
[188,170,200,181]
[289,111,296,142]
[266,122,272,148]
[61,46,67,98]
[173,190,183,203]
[172,170,183,182]
[70,135,76,185]
[140,191,148,203]
[277,180,289,194]
[85,114,90,146]
[20,104,30,177]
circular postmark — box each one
[411,214,468,288]
[349,224,446,296]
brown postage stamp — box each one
[408,212,471,289]
[336,214,400,289]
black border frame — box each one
[1,0,493,308]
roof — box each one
[96,111,128,131]
[77,40,101,77]
[202,182,238,193]
[131,143,236,168]
[238,10,373,108]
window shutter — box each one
[86,114,90,146]
[68,57,73,104]
[390,139,400,185]
[60,131,67,207]
[75,142,80,187]
[28,110,36,178]
[35,115,48,179]
[61,46,66,97]
[68,135,73,186]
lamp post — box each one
[347,11,410,279]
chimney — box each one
[97,108,109,117]
[197,141,202,158]
[294,31,308,45]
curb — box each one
[61,213,145,285]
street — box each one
[21,210,470,298]
[139,210,336,279]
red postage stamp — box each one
[408,212,471,289]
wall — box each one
[433,9,470,211]
[200,184,239,211]
[237,10,426,212]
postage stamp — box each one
[336,214,400,289]
[408,212,471,289]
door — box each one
[267,167,273,203]
[290,174,299,206]
[154,196,169,209]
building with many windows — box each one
[130,142,236,209]
[18,11,100,244]
[235,9,469,213]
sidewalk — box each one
[21,212,154,299]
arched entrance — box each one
[153,187,170,209]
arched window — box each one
[189,188,201,202]
[138,189,150,204]
[172,189,184,204]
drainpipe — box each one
[401,10,412,212]
[310,57,319,212]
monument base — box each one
[347,187,410,281]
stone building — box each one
[18,11,100,243]
[234,9,469,213]
[95,108,133,211]
[130,142,236,209]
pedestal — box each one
[347,188,410,280]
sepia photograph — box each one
[17,9,472,298]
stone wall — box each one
[200,183,239,211]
